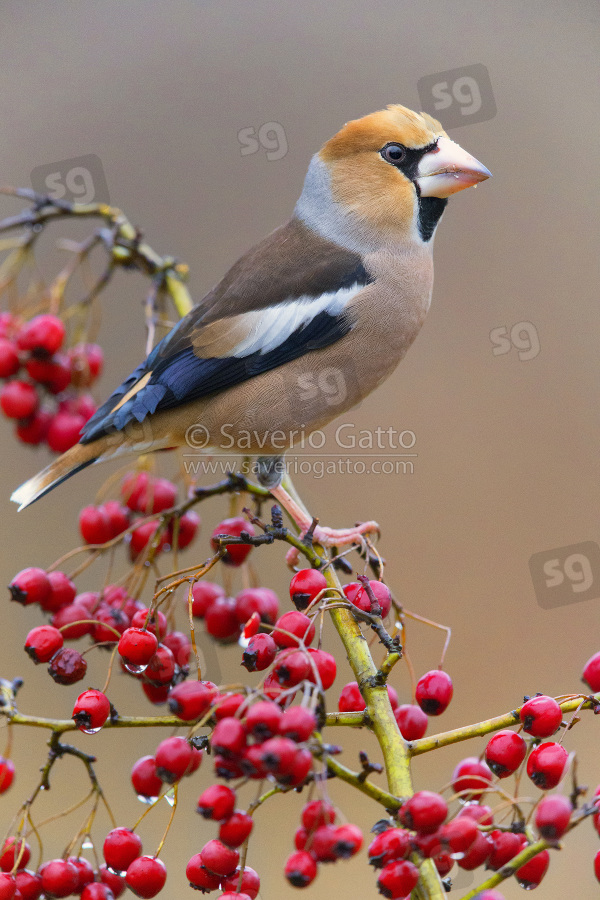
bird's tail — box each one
[11,439,112,510]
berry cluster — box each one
[0,312,103,451]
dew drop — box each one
[238,634,251,650]
[137,793,159,805]
[82,838,93,849]
[164,788,176,807]
[81,726,103,735]
[124,662,148,675]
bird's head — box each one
[297,104,491,248]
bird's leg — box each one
[255,458,379,562]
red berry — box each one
[48,647,87,684]
[211,517,256,567]
[245,701,282,741]
[129,521,166,559]
[79,506,112,544]
[214,692,245,720]
[260,736,297,775]
[103,828,142,874]
[15,868,42,900]
[279,747,312,787]
[118,628,158,674]
[594,848,600,883]
[274,649,311,687]
[338,681,365,712]
[434,854,453,877]
[520,695,562,737]
[0,758,15,794]
[25,354,71,392]
[68,343,104,387]
[438,816,478,854]
[185,855,221,892]
[102,501,130,539]
[285,851,317,887]
[72,689,111,733]
[68,856,94,893]
[301,799,336,831]
[16,409,51,445]
[242,633,277,671]
[394,704,428,740]
[368,828,411,868]
[278,706,317,742]
[142,682,170,705]
[205,597,242,642]
[582,651,600,691]
[155,736,194,783]
[47,411,85,452]
[199,840,239,877]
[125,856,166,898]
[0,837,30,871]
[131,756,162,802]
[130,608,168,641]
[190,581,225,618]
[306,648,336,689]
[185,853,221,894]
[535,794,572,840]
[81,884,115,900]
[0,339,19,378]
[272,611,315,649]
[169,511,199,549]
[91,606,129,644]
[42,571,77,613]
[487,830,528,870]
[332,823,363,858]
[289,568,327,610]
[415,669,453,716]
[398,791,447,834]
[197,784,236,822]
[98,865,125,898]
[234,587,279,625]
[121,472,151,511]
[457,803,494,827]
[485,729,527,777]
[344,580,392,617]
[220,893,252,900]
[167,680,215,720]
[143,644,175,686]
[38,859,78,897]
[219,811,254,848]
[526,741,568,789]
[309,825,337,862]
[0,380,37,418]
[516,849,550,888]
[136,477,177,514]
[220,867,260,898]
[376,859,419,898]
[211,717,247,757]
[456,832,493,870]
[162,631,192,669]
[51,601,93,639]
[17,315,65,355]
[9,567,50,606]
[24,625,63,663]
[452,757,492,800]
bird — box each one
[12,103,491,549]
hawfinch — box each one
[12,104,490,546]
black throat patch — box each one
[417,196,448,242]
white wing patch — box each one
[232,285,361,358]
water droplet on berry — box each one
[80,725,103,735]
[124,661,148,675]
[238,634,251,649]
[164,788,176,807]
[82,838,93,849]
[137,793,159,805]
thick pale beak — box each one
[415,135,492,198]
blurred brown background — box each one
[1,2,599,898]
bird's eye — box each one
[381,143,407,165]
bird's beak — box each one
[415,135,492,198]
